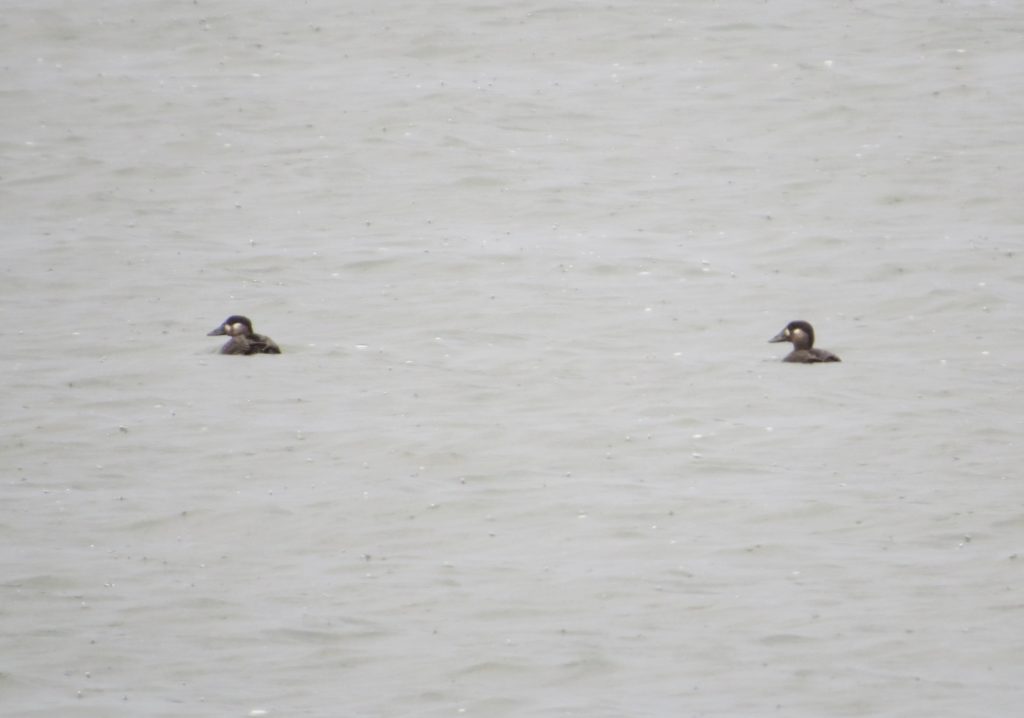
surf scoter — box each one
[207,315,281,355]
[769,320,840,363]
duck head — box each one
[208,315,254,337]
[769,320,815,350]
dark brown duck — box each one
[207,315,281,355]
[769,320,840,363]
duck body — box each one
[769,320,840,363]
[208,315,281,355]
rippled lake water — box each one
[3,1,1023,716]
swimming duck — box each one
[769,320,840,363]
[207,315,281,355]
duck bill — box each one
[768,330,787,343]
[207,325,227,336]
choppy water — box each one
[3,1,1023,716]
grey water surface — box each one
[3,1,1023,716]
